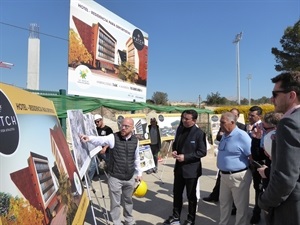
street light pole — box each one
[247,74,252,105]
[198,95,201,108]
[233,32,242,105]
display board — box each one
[138,145,155,172]
[0,83,88,225]
[67,110,101,180]
[156,113,181,141]
[116,114,149,141]
[209,113,246,143]
[83,112,102,158]
[68,0,148,102]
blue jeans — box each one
[87,157,97,181]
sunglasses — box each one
[272,90,290,98]
[95,120,102,123]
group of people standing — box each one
[202,71,300,225]
[80,71,300,225]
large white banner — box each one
[68,0,148,102]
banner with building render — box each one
[0,83,89,225]
[68,0,148,102]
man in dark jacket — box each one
[258,71,300,225]
[146,117,162,174]
[248,105,266,224]
[163,109,207,225]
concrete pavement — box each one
[84,149,265,225]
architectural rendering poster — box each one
[209,114,221,144]
[68,0,149,102]
[116,114,149,142]
[139,145,155,172]
[83,112,101,158]
[67,110,97,179]
[156,113,181,141]
[0,83,89,225]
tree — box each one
[118,62,138,83]
[152,92,168,105]
[252,96,271,105]
[146,99,155,104]
[57,173,78,225]
[68,29,93,67]
[0,192,44,225]
[272,19,300,71]
[206,92,227,105]
[240,98,249,105]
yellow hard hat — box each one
[133,180,147,198]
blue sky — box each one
[1,0,299,103]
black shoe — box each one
[163,216,180,225]
[250,213,260,224]
[153,167,158,173]
[183,220,194,225]
[202,196,219,202]
[231,208,236,215]
[146,169,153,174]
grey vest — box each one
[107,132,138,180]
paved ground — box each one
[84,149,265,225]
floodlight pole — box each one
[198,95,201,108]
[247,74,252,105]
[233,32,242,105]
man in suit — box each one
[258,71,300,225]
[163,109,207,225]
[248,105,266,224]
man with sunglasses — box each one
[258,71,300,225]
[84,114,113,184]
[94,114,113,164]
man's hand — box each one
[257,165,268,178]
[251,125,263,139]
[135,176,142,182]
[99,145,108,154]
[80,135,89,142]
[176,154,184,162]
[172,151,178,158]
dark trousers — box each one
[173,169,198,222]
[210,171,221,199]
[252,168,263,215]
[150,144,160,167]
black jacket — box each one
[173,125,207,178]
[148,124,161,149]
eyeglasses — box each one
[272,90,290,98]
[121,125,132,129]
[95,120,102,123]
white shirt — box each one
[89,133,142,177]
